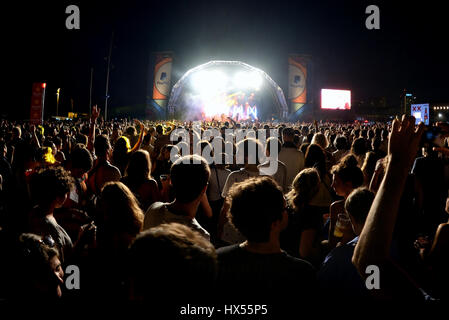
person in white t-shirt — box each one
[258,137,288,192]
[143,154,211,241]
[207,153,231,243]
[218,138,262,245]
[278,127,305,187]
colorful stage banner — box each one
[288,55,307,103]
[288,55,309,113]
[152,52,173,109]
[30,82,46,125]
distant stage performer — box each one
[232,103,244,120]
[247,104,258,120]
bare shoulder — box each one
[436,223,449,236]
[330,199,345,210]
[103,163,121,178]
[143,178,159,189]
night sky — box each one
[4,0,449,119]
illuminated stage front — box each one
[167,61,289,121]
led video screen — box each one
[321,89,351,110]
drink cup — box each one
[334,213,351,238]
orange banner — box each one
[288,56,307,104]
[152,53,173,101]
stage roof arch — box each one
[167,60,289,119]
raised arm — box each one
[30,124,41,149]
[352,115,424,275]
[129,120,145,153]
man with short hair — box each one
[28,167,75,263]
[143,154,211,241]
[88,135,121,195]
[218,138,262,244]
[278,127,305,187]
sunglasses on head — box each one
[38,235,56,248]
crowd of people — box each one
[0,106,447,311]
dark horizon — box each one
[4,0,449,119]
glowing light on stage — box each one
[168,60,289,121]
[188,69,263,120]
[233,72,263,90]
[192,71,228,96]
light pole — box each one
[105,32,114,121]
[89,68,93,117]
[56,88,60,116]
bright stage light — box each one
[192,71,228,95]
[187,67,265,120]
[233,71,263,90]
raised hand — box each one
[388,115,424,169]
[91,105,100,121]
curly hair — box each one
[30,166,74,209]
[331,154,364,188]
[13,233,60,299]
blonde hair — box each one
[311,133,328,149]
[286,168,321,211]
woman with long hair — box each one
[121,150,160,211]
[304,144,334,211]
[281,168,323,267]
[79,182,144,300]
[96,181,144,251]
